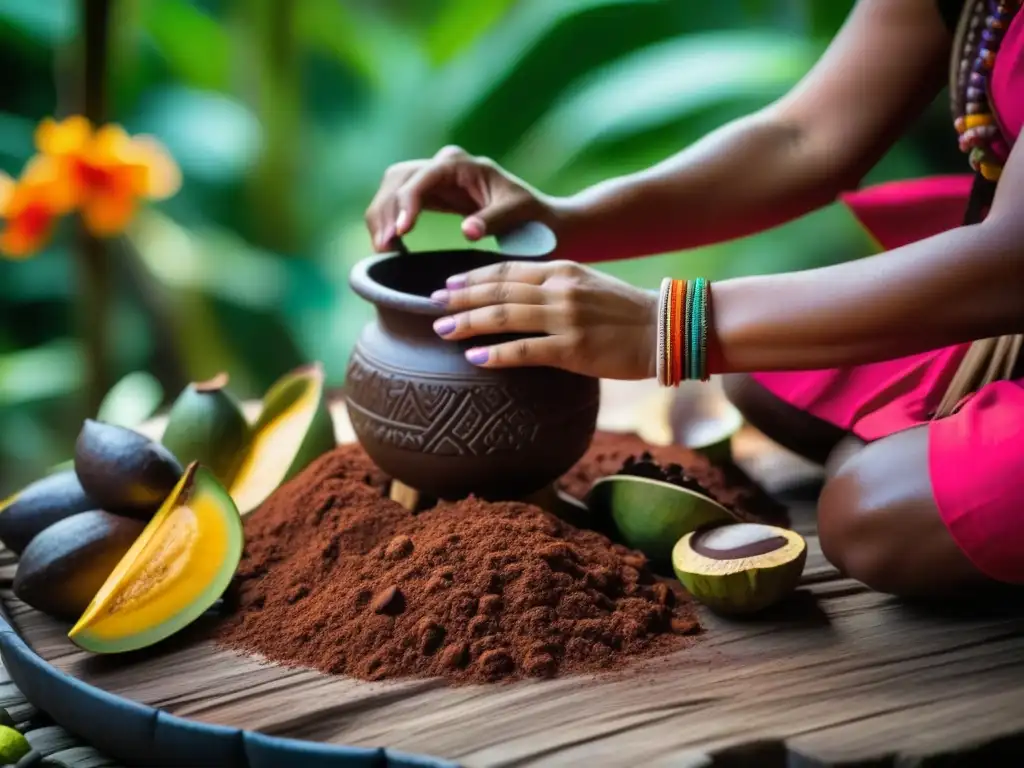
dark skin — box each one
[365,0,1021,595]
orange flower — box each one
[0,157,75,259]
[34,116,181,237]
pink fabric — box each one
[837,176,974,251]
[752,10,1024,584]
[992,10,1024,144]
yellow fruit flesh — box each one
[229,382,317,513]
[70,468,239,648]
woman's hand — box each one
[430,260,658,380]
[365,145,559,251]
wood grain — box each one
[6,383,1024,767]
[7,532,1024,767]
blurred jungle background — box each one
[0,0,961,493]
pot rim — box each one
[350,250,499,317]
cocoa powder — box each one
[217,435,722,684]
[558,432,788,526]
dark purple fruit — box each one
[13,510,146,621]
[0,470,96,554]
[74,419,183,518]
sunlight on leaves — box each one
[0,0,74,46]
[129,211,288,309]
[426,0,518,65]
[509,32,817,181]
[0,338,82,406]
[431,0,663,125]
[131,87,262,184]
[141,0,231,92]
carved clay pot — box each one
[345,250,600,500]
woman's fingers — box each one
[445,259,573,290]
[431,282,546,311]
[464,336,570,369]
[395,158,485,237]
[366,161,419,250]
[433,303,550,340]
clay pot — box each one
[345,250,600,500]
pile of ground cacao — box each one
[558,432,788,526]
[216,438,704,685]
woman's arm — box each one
[710,142,1024,373]
[427,144,1023,382]
[560,0,954,263]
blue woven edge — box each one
[0,615,457,768]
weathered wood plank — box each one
[9,552,1024,767]
[5,388,1023,766]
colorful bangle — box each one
[656,277,712,387]
[671,278,684,386]
[656,278,670,387]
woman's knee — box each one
[818,473,901,594]
[816,427,983,596]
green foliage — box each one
[0,0,950,492]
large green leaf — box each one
[433,0,669,152]
[296,0,420,92]
[0,338,82,406]
[507,31,818,182]
[140,0,231,91]
[0,0,74,46]
[0,111,35,165]
[129,86,262,185]
[426,0,519,65]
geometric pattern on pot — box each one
[345,350,541,456]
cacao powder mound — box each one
[558,432,788,526]
[216,441,701,684]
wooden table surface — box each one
[5,382,1024,767]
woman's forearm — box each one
[550,0,955,266]
[553,109,861,264]
[709,219,1024,373]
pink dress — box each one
[753,7,1024,584]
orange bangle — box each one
[671,279,684,385]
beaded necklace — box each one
[953,0,1023,182]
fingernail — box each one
[462,216,484,240]
[433,317,456,336]
[395,210,409,235]
[466,347,489,365]
[447,274,467,289]
[430,289,449,305]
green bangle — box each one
[682,279,693,383]
[699,278,709,381]
[689,278,703,381]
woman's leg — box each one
[818,425,991,596]
[721,373,848,465]
[819,379,1024,596]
